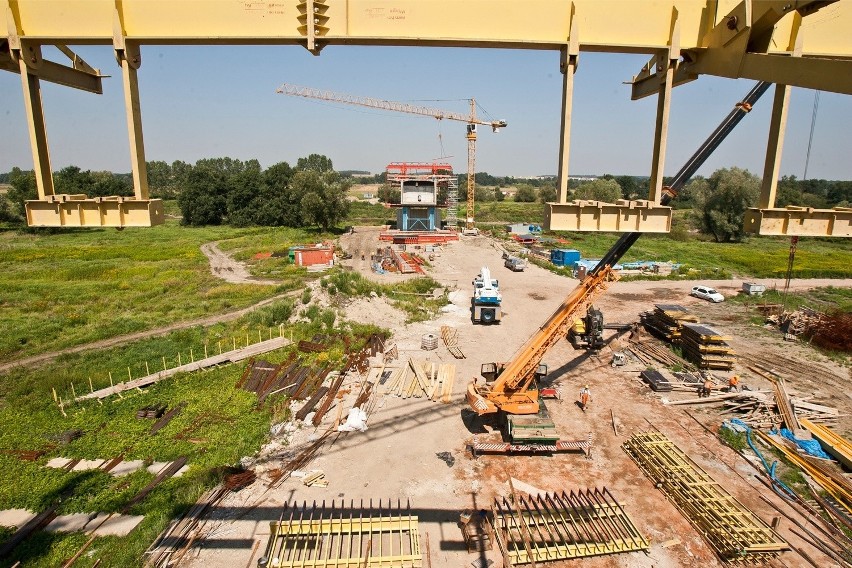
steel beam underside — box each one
[25,196,165,228]
[545,200,672,233]
[7,2,851,60]
[744,207,852,237]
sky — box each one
[2,43,851,180]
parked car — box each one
[504,256,526,272]
[691,285,725,303]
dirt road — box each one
[200,241,281,285]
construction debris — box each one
[440,326,466,359]
[491,489,649,564]
[302,471,328,487]
[262,500,421,568]
[136,404,167,419]
[623,431,788,564]
[680,323,736,370]
[755,430,852,517]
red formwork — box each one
[378,230,460,244]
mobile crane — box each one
[466,81,771,449]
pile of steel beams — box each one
[262,500,421,568]
[623,431,788,564]
[640,304,698,343]
[490,489,648,565]
[680,323,736,370]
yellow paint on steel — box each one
[6,2,851,65]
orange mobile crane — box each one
[466,81,771,452]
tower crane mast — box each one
[276,83,506,231]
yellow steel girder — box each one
[6,1,852,98]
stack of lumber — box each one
[640,304,698,343]
[680,323,736,370]
[628,338,691,369]
[382,359,455,403]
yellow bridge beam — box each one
[5,0,852,232]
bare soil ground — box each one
[182,230,851,568]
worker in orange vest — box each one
[728,375,740,393]
[579,385,591,411]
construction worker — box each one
[727,374,740,392]
[698,376,713,398]
[579,385,591,411]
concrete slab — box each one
[45,457,72,469]
[86,513,145,536]
[71,459,106,471]
[109,459,144,477]
[146,461,169,475]
[45,513,96,533]
[172,464,190,478]
[0,508,36,528]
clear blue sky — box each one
[2,44,850,180]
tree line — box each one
[0,154,352,231]
[2,160,849,242]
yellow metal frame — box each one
[544,200,672,233]
[5,0,852,231]
[25,195,164,228]
[744,207,852,237]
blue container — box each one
[550,248,581,267]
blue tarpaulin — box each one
[776,428,832,460]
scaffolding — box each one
[385,163,457,230]
[623,431,788,565]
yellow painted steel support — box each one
[759,14,801,210]
[648,9,679,204]
[545,200,672,233]
[117,45,149,200]
[743,207,852,237]
[556,6,578,204]
[759,84,790,210]
[648,54,673,204]
[17,45,54,198]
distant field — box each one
[0,221,323,362]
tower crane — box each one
[276,83,506,231]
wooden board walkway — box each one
[75,337,290,402]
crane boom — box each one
[467,81,771,418]
[276,83,506,230]
[277,83,505,128]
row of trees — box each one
[2,160,849,241]
[1,155,351,231]
[173,154,349,230]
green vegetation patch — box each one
[0,223,324,362]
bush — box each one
[301,288,312,304]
